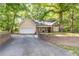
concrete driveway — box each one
[0,35,72,56]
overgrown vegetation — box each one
[0,3,79,33]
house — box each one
[19,19,36,34]
[34,20,59,34]
[19,19,59,34]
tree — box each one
[68,4,79,32]
[0,3,26,33]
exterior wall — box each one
[20,20,36,29]
[53,26,59,32]
[36,27,53,33]
[19,20,36,34]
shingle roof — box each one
[34,20,57,26]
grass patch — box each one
[40,32,79,36]
[59,45,79,56]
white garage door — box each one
[19,28,36,34]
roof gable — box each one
[20,19,36,28]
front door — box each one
[48,27,51,32]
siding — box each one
[19,19,36,34]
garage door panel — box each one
[19,28,36,34]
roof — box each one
[33,20,57,26]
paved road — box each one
[0,35,72,56]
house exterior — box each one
[34,20,59,34]
[19,19,59,34]
[19,19,36,34]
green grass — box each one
[40,32,79,36]
[59,45,79,56]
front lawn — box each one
[40,32,79,36]
[39,32,79,56]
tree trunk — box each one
[11,13,16,33]
[70,10,75,32]
[59,11,63,32]
[6,13,11,32]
